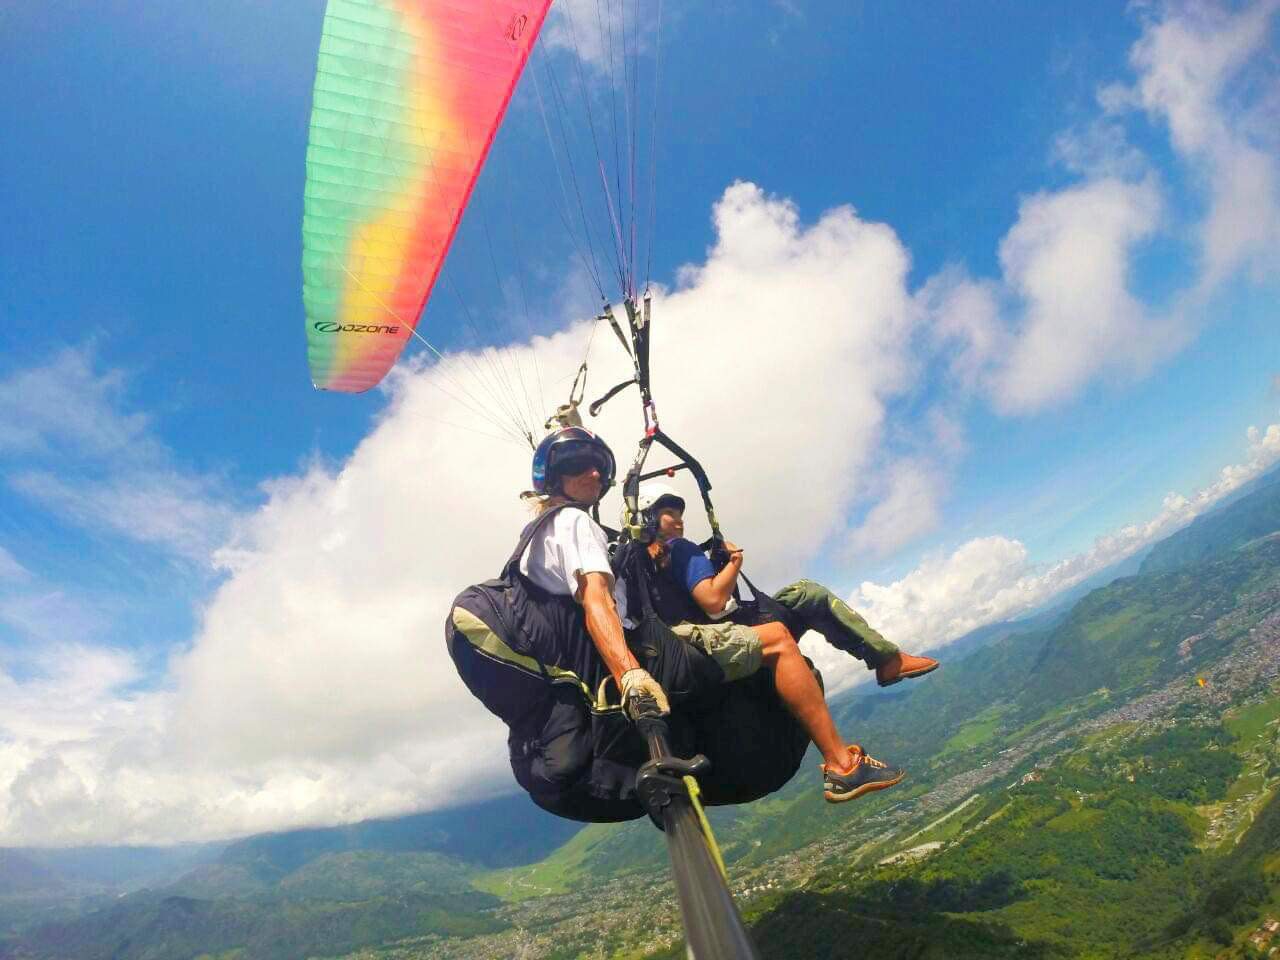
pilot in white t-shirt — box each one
[519,506,630,625]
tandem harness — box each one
[445,505,814,824]
[446,504,646,823]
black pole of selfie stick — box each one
[630,697,761,960]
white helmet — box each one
[623,481,686,530]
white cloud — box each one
[1119,0,1280,290]
[541,0,654,73]
[919,266,1005,390]
[0,348,150,458]
[10,470,236,565]
[992,176,1173,413]
[917,0,1279,417]
[916,175,1175,416]
[1052,119,1149,181]
[925,408,968,461]
[0,183,921,845]
[0,347,237,566]
[804,416,1280,696]
[844,460,944,561]
[655,183,916,577]
[0,591,105,647]
[1125,0,1277,155]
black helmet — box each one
[530,426,616,498]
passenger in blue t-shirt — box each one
[640,483,940,689]
[666,536,721,599]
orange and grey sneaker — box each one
[822,745,905,803]
[875,652,939,688]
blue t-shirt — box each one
[666,537,716,595]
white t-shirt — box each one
[519,507,630,624]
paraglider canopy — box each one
[302,5,759,955]
[302,0,552,393]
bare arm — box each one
[690,541,744,616]
[579,571,641,685]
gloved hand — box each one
[619,668,670,719]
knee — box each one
[774,581,802,603]
[779,579,824,603]
[798,579,835,602]
[757,622,800,662]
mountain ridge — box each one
[5,468,1280,958]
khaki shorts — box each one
[670,621,763,683]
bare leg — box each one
[755,622,854,772]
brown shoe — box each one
[875,652,939,688]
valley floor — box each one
[333,603,1280,960]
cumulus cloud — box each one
[917,174,1173,416]
[1119,0,1280,291]
[918,0,1278,416]
[991,176,1176,412]
[804,416,1280,695]
[655,184,915,575]
[0,183,920,845]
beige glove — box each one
[619,668,671,719]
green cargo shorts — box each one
[670,621,763,683]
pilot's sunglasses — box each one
[557,455,607,477]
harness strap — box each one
[476,503,586,693]
[501,502,574,577]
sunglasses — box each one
[556,454,608,478]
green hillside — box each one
[0,798,577,958]
[710,696,1279,960]
[5,477,1280,959]
[1020,536,1280,711]
[0,889,502,960]
[0,855,60,899]
[474,531,1280,911]
[1141,470,1280,575]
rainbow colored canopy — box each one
[302,0,552,392]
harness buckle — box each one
[643,401,659,437]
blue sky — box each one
[0,0,1277,845]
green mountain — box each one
[6,474,1280,959]
[0,889,502,960]
[1019,536,1280,712]
[216,792,583,880]
[13,844,224,891]
[728,720,1271,960]
[1141,467,1280,575]
[0,795,579,957]
[0,854,61,899]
